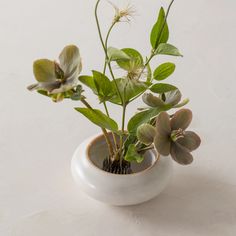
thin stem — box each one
[95,0,123,105]
[103,102,118,150]
[138,145,154,153]
[119,82,128,159]
[103,22,116,74]
[80,97,114,156]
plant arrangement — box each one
[27,0,201,174]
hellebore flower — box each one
[154,109,201,165]
[27,45,82,97]
[142,89,188,108]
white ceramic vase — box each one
[71,133,173,206]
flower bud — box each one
[137,124,156,145]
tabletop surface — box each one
[1,0,236,235]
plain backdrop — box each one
[0,0,236,235]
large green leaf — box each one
[153,62,175,81]
[33,59,56,82]
[116,48,143,71]
[124,144,144,163]
[75,108,118,132]
[150,7,169,49]
[92,71,114,101]
[128,106,171,135]
[155,43,183,57]
[107,47,130,62]
[109,79,149,105]
[150,83,177,93]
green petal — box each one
[142,93,165,108]
[156,112,171,136]
[171,109,192,131]
[170,142,193,165]
[165,89,181,106]
[154,133,171,156]
[177,131,201,151]
[59,45,82,77]
[33,59,56,83]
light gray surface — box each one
[0,0,236,235]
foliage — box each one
[27,0,201,173]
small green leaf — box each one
[128,106,171,135]
[117,48,143,71]
[79,76,97,93]
[75,108,118,132]
[107,47,130,62]
[109,79,149,105]
[155,43,183,57]
[33,59,56,83]
[150,7,169,49]
[71,85,84,101]
[92,71,114,101]
[150,83,177,94]
[124,144,144,163]
[153,62,175,81]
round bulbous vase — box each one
[71,133,173,206]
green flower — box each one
[27,45,82,95]
[154,109,201,165]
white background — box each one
[1,0,236,235]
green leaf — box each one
[155,43,183,57]
[124,144,144,163]
[150,83,177,94]
[92,71,114,101]
[79,76,97,93]
[153,62,175,81]
[107,47,130,62]
[150,7,169,49]
[75,108,118,132]
[33,59,56,83]
[128,106,171,135]
[117,48,143,71]
[109,79,149,105]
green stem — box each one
[95,0,123,105]
[103,22,116,73]
[81,97,114,156]
[103,102,118,150]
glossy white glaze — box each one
[71,134,173,206]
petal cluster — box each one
[27,45,82,97]
[154,109,201,165]
[143,89,183,108]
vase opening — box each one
[86,133,158,175]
